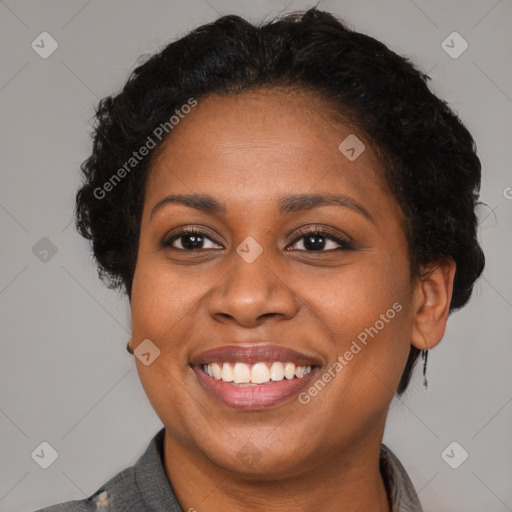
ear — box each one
[411,259,456,351]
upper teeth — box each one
[202,362,313,384]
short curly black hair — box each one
[75,8,484,394]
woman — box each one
[37,8,484,512]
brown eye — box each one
[288,230,353,252]
[162,229,223,251]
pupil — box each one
[304,235,325,251]
[183,234,204,250]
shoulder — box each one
[33,428,173,512]
[34,428,181,511]
[380,444,424,512]
[34,464,144,511]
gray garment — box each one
[35,428,423,511]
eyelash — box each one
[162,227,354,252]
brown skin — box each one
[128,90,456,512]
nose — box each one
[207,250,299,327]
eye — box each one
[287,228,353,252]
[162,228,223,251]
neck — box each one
[163,431,391,512]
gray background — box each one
[1,0,511,511]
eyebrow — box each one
[150,193,375,225]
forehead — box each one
[145,90,393,215]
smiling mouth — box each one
[190,343,322,409]
[192,361,321,410]
[199,361,316,385]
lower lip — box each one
[192,364,320,410]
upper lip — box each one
[190,344,323,367]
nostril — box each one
[258,313,278,320]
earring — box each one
[422,349,429,390]
[126,338,134,354]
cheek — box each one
[131,256,204,339]
[304,251,409,327]
[298,252,413,389]
[130,259,202,435]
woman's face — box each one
[131,90,420,475]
